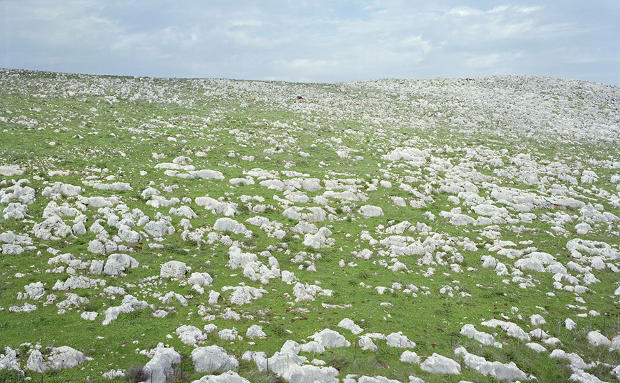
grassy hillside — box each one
[0,69,618,382]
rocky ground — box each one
[0,69,619,382]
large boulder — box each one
[160,261,188,279]
[310,329,350,348]
[420,353,461,374]
[192,371,250,383]
[191,346,238,373]
[143,343,181,383]
[359,205,384,217]
[46,346,86,370]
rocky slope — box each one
[0,69,619,382]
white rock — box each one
[52,275,105,291]
[188,272,213,288]
[586,331,610,348]
[88,239,106,254]
[525,342,547,352]
[386,332,416,348]
[581,170,598,184]
[160,261,188,278]
[2,243,23,255]
[359,205,384,217]
[147,196,180,208]
[161,291,188,306]
[27,350,47,373]
[195,196,237,216]
[0,347,20,372]
[0,182,35,204]
[190,169,225,180]
[92,182,132,191]
[281,364,339,383]
[90,260,104,274]
[455,346,527,381]
[358,335,378,351]
[46,346,86,370]
[569,369,606,383]
[303,227,334,249]
[176,325,206,346]
[3,202,28,219]
[357,376,402,383]
[283,206,327,222]
[191,345,239,373]
[144,343,181,383]
[170,205,197,219]
[208,290,220,305]
[420,353,461,374]
[80,196,118,208]
[192,371,250,383]
[21,282,45,300]
[481,319,530,341]
[218,328,239,341]
[450,214,476,226]
[118,226,141,243]
[214,218,250,236]
[246,325,266,339]
[530,314,546,326]
[102,294,148,325]
[575,222,591,235]
[293,283,331,302]
[155,162,194,171]
[337,318,363,335]
[80,311,98,321]
[104,253,139,276]
[382,147,427,162]
[0,165,24,176]
[460,324,501,348]
[300,341,324,353]
[144,220,174,237]
[549,349,590,370]
[514,257,544,272]
[102,369,125,380]
[400,350,420,364]
[310,329,351,348]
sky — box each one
[2,0,619,85]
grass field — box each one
[0,69,618,382]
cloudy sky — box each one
[2,0,619,84]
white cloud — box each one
[1,0,617,84]
[516,6,543,14]
[488,5,510,14]
[400,35,432,54]
[464,53,502,68]
[447,7,484,17]
[229,19,265,28]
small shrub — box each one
[0,369,25,382]
[237,204,250,215]
[169,355,190,382]
[243,236,256,248]
[327,355,350,370]
[126,365,149,382]
[164,244,187,255]
[267,323,287,338]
